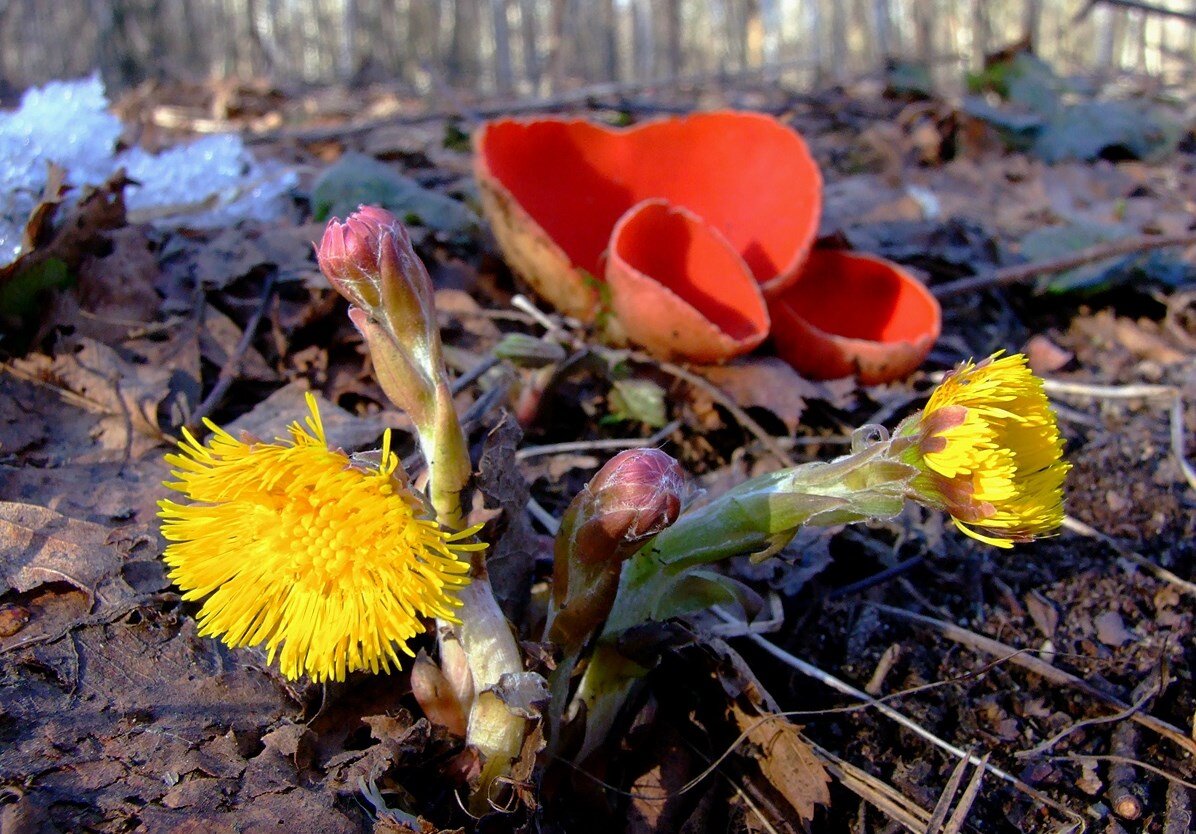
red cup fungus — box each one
[474,112,820,361]
[474,112,940,380]
[769,250,941,384]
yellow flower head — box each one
[158,393,480,682]
[897,353,1069,548]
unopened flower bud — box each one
[316,205,397,310]
[317,205,436,349]
[548,448,686,652]
[573,448,685,560]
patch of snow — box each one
[0,74,297,267]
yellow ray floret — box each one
[901,353,1069,548]
[158,392,481,682]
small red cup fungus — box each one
[769,250,941,384]
[606,200,769,362]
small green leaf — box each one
[0,258,73,319]
[442,121,471,153]
[608,378,667,428]
[311,153,478,234]
[652,570,763,623]
[494,333,566,368]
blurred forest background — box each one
[4,0,1196,99]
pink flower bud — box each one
[316,206,433,334]
[578,448,686,558]
[547,448,687,650]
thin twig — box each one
[526,495,561,535]
[1063,516,1196,597]
[925,755,972,834]
[1049,754,1196,792]
[932,232,1196,299]
[633,352,796,468]
[826,555,924,601]
[1079,0,1196,24]
[715,611,1088,826]
[812,742,930,834]
[516,419,681,461]
[451,355,501,395]
[942,755,988,834]
[872,603,1196,757]
[1041,377,1196,492]
[1014,679,1158,759]
[186,274,277,432]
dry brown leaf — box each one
[9,337,171,460]
[0,501,133,612]
[222,381,399,452]
[0,173,129,287]
[697,357,820,434]
[728,701,831,825]
[199,305,277,382]
[1094,610,1134,647]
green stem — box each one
[567,443,919,762]
[421,376,527,814]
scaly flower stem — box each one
[319,207,528,813]
[419,376,527,815]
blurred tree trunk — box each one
[873,0,892,62]
[808,0,825,82]
[1021,0,1041,47]
[547,0,575,91]
[449,0,481,86]
[597,0,618,81]
[633,0,655,80]
[491,0,514,93]
[519,0,542,92]
[662,0,682,76]
[971,0,990,66]
[829,0,847,80]
[746,0,764,68]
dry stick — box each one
[1040,377,1196,493]
[716,615,1088,826]
[932,232,1196,299]
[633,352,797,469]
[925,755,973,834]
[1014,680,1158,759]
[515,419,682,460]
[1052,754,1196,791]
[942,755,989,834]
[450,354,501,394]
[1063,515,1196,598]
[526,495,561,535]
[1163,778,1193,834]
[186,273,277,432]
[1107,720,1143,821]
[871,604,1196,758]
[811,741,932,834]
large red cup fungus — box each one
[474,112,821,361]
[769,250,941,384]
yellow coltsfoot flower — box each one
[896,352,1069,548]
[158,393,481,682]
